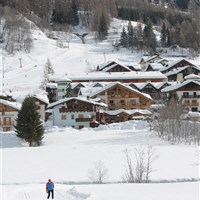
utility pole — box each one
[19,58,22,68]
[0,55,2,93]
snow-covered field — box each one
[1,121,199,200]
[0,18,200,199]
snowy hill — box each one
[1,19,142,98]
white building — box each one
[47,97,107,129]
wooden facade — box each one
[90,82,152,110]
[0,100,20,132]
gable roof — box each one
[90,81,152,100]
[0,99,21,111]
[102,63,132,72]
[140,54,162,64]
[164,65,200,77]
[47,97,107,109]
[33,94,49,105]
[146,63,164,71]
[160,58,197,73]
[161,79,200,93]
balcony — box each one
[75,118,93,122]
[184,102,199,106]
[182,94,200,99]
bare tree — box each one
[123,146,158,183]
[40,58,54,90]
[88,160,109,184]
[123,149,135,183]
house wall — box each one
[0,103,18,131]
[93,85,151,110]
[35,101,46,122]
[177,73,183,82]
[53,104,96,128]
[177,90,200,112]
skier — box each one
[46,179,54,199]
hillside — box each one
[1,17,199,101]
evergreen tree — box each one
[161,22,167,47]
[176,0,190,10]
[143,21,157,53]
[127,21,134,49]
[15,96,44,147]
[98,12,108,40]
[119,26,128,48]
[69,0,79,26]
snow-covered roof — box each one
[127,82,169,90]
[90,81,152,100]
[164,65,200,77]
[161,79,200,92]
[65,71,167,82]
[141,55,162,63]
[0,99,21,110]
[160,58,197,73]
[102,63,132,72]
[79,87,103,97]
[46,83,57,89]
[184,74,200,80]
[147,63,164,71]
[48,97,107,109]
[48,74,71,82]
[33,94,49,105]
[104,109,152,116]
[98,60,117,70]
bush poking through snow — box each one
[88,160,109,184]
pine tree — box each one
[120,26,128,48]
[143,21,157,54]
[127,21,134,49]
[161,22,167,47]
[98,12,108,40]
[15,96,44,147]
[70,0,79,26]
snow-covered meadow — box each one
[0,18,200,199]
[1,121,199,200]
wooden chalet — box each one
[162,74,200,112]
[97,61,132,72]
[104,109,152,123]
[128,82,170,103]
[47,97,107,129]
[164,65,200,82]
[0,99,21,132]
[160,58,198,74]
[90,82,152,110]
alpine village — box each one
[0,0,200,143]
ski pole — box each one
[55,189,65,197]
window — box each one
[183,92,189,97]
[61,115,66,120]
[130,99,136,105]
[120,100,125,105]
[109,100,115,105]
[78,114,84,119]
[71,114,74,119]
[184,100,190,105]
